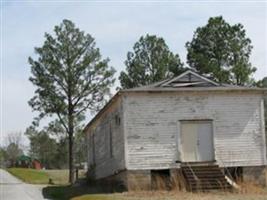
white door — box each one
[180,121,214,162]
[181,123,198,162]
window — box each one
[115,114,121,126]
[92,133,96,164]
[109,124,113,158]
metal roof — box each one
[84,70,266,132]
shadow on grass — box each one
[42,179,125,200]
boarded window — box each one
[109,123,113,158]
[92,133,96,165]
[115,114,120,126]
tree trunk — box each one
[67,68,75,184]
[68,130,74,184]
[68,109,75,184]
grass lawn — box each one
[6,168,86,185]
[7,168,49,184]
[46,169,86,185]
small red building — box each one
[32,159,42,170]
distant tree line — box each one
[22,16,266,184]
[0,133,24,167]
[25,122,86,169]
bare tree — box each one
[4,132,24,167]
[6,132,23,147]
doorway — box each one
[180,120,214,162]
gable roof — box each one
[84,70,266,132]
[160,70,219,87]
[123,70,253,92]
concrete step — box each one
[186,177,227,182]
[181,162,233,192]
[182,164,220,168]
[187,179,230,184]
[190,185,232,191]
[181,161,217,166]
[185,173,225,178]
[182,166,222,171]
[183,170,224,175]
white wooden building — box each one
[84,70,266,190]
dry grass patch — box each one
[45,169,86,185]
[45,170,69,185]
[43,173,267,200]
[71,191,267,200]
[237,182,266,194]
[121,190,267,200]
[43,185,267,200]
[72,194,120,200]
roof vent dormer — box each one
[159,70,219,88]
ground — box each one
[43,188,267,200]
[0,168,45,200]
[6,168,86,185]
[3,168,267,200]
[71,192,267,200]
[7,168,50,184]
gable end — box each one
[161,70,219,87]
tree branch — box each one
[56,112,69,134]
[71,40,92,66]
[74,95,101,117]
[72,83,99,108]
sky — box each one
[1,1,267,145]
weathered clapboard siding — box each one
[86,97,125,179]
[123,91,266,170]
